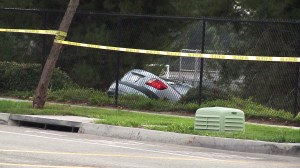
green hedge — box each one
[180,86,231,103]
[0,61,77,91]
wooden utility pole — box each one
[33,0,79,108]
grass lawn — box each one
[5,89,300,124]
[0,100,299,143]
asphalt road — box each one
[0,125,299,168]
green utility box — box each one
[195,107,245,132]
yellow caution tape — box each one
[0,28,66,37]
[1,28,299,62]
[56,40,300,63]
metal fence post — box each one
[114,19,122,107]
[41,11,47,70]
[294,63,300,117]
[114,55,120,107]
[198,19,206,105]
[294,27,300,118]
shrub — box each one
[118,94,199,113]
[180,86,231,103]
[0,61,77,91]
[48,87,114,106]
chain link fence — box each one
[0,8,299,119]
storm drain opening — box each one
[15,120,80,133]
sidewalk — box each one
[0,112,299,157]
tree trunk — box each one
[33,0,79,108]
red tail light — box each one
[146,79,168,90]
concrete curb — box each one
[0,113,10,125]
[9,114,82,128]
[79,123,300,157]
[1,112,299,157]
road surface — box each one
[0,125,299,168]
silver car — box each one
[108,69,191,102]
